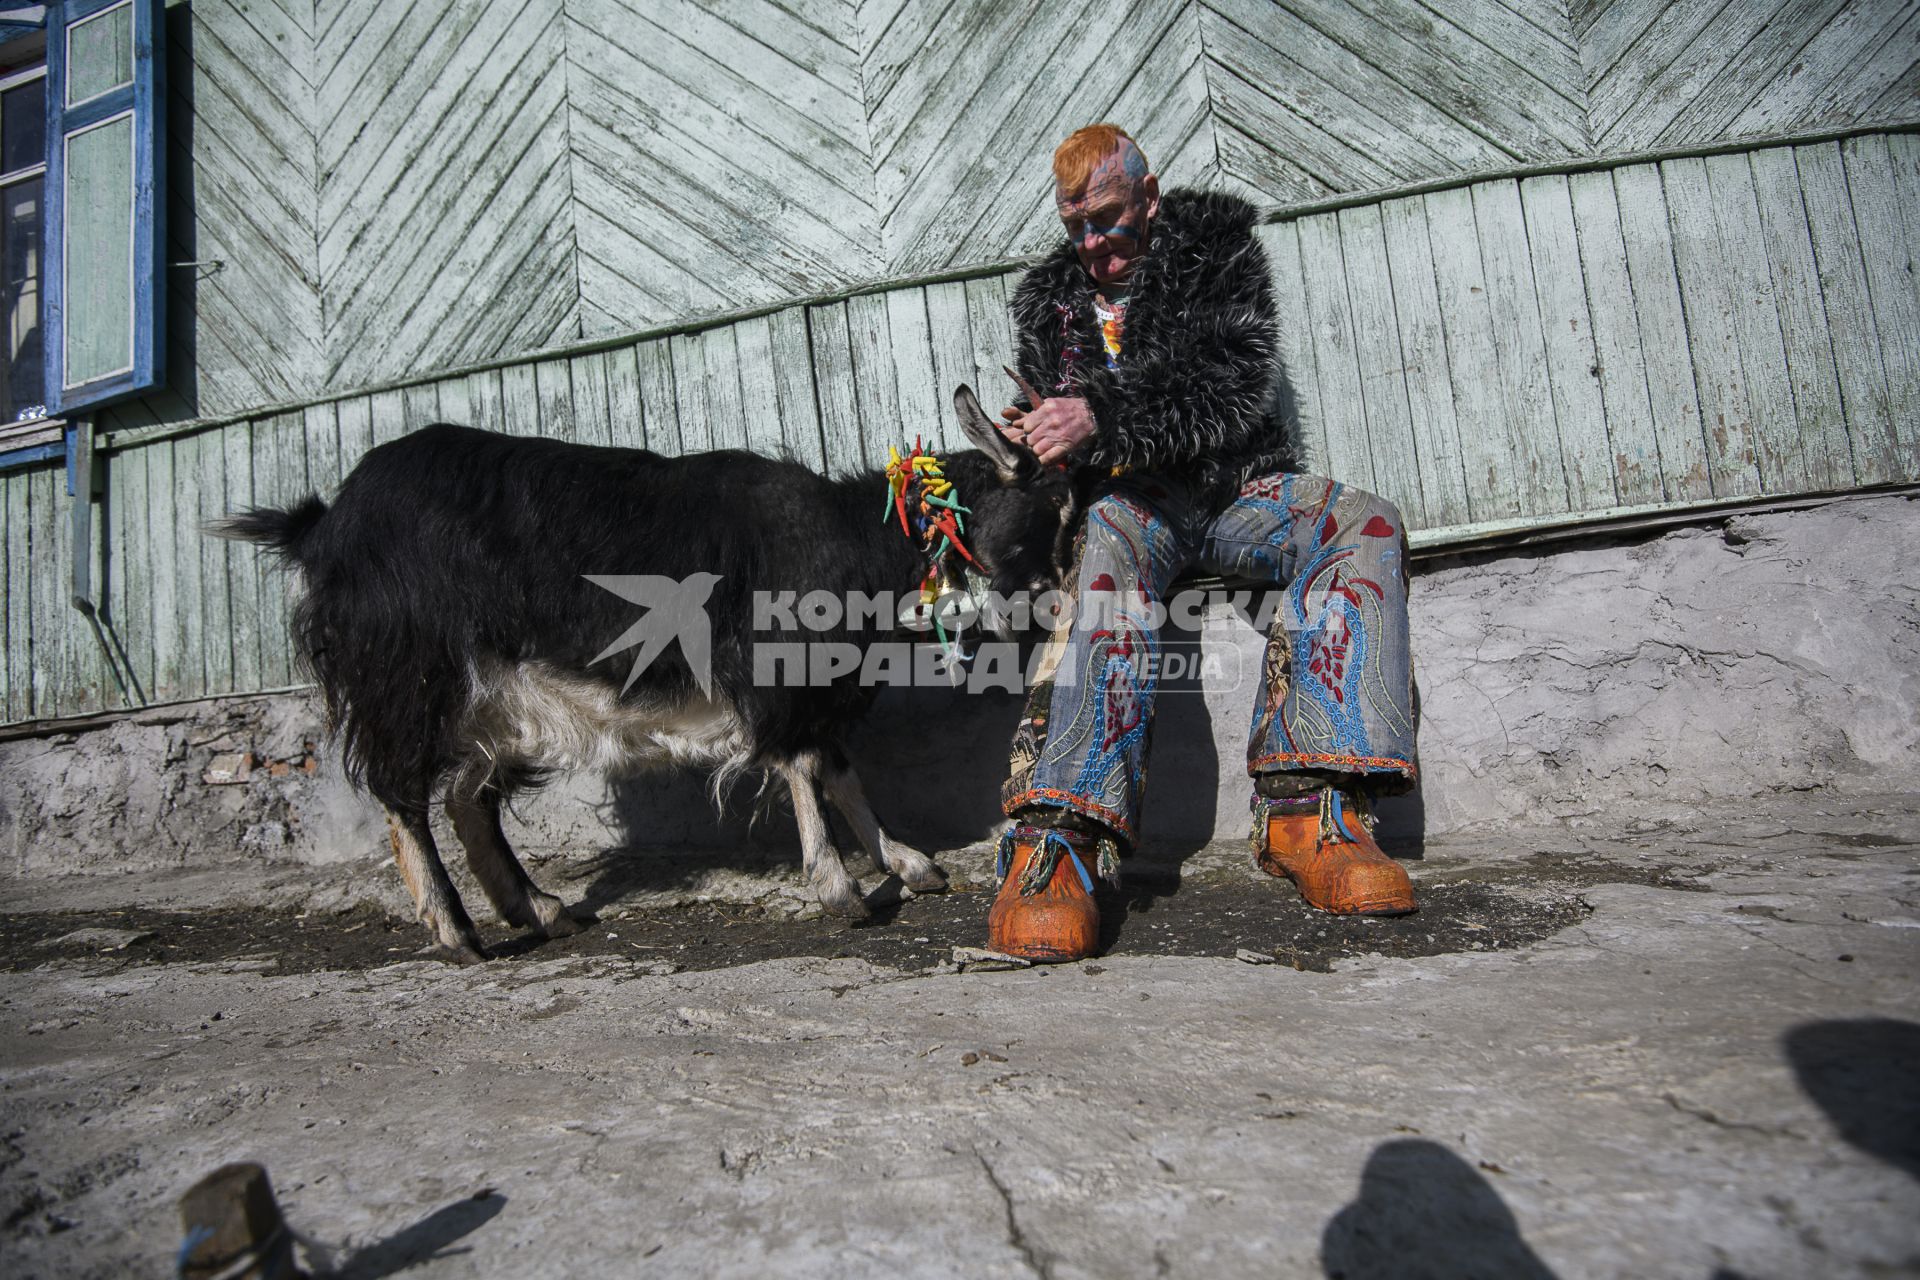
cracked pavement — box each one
[1,792,1917,1278]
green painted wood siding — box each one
[4,0,1919,723]
[105,0,1918,427]
[1269,134,1920,530]
[7,133,1917,724]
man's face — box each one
[1056,143,1159,287]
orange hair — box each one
[1052,124,1148,195]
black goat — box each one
[215,389,1068,961]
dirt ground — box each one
[0,849,1716,977]
[2,798,1916,1279]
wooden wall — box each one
[123,0,1920,423]
[4,274,1027,723]
[1268,134,1920,530]
[5,0,1919,723]
[11,131,1917,724]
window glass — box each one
[65,2,131,105]
[1,78,43,175]
[0,30,49,77]
[2,174,45,420]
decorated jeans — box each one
[1002,471,1418,848]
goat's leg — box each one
[446,790,584,939]
[779,752,869,919]
[822,758,948,894]
[386,810,487,963]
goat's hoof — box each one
[538,909,588,939]
[902,864,950,894]
[819,890,873,921]
[435,941,489,966]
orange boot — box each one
[1258,789,1415,916]
[986,826,1102,962]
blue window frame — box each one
[43,0,164,415]
[0,0,162,470]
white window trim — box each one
[0,62,45,91]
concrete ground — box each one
[2,791,1917,1279]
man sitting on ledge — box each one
[987,124,1420,962]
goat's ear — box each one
[953,383,1026,481]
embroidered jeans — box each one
[1002,471,1418,847]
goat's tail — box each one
[206,495,329,564]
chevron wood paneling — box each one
[110,0,584,428]
[90,0,1920,443]
[1203,0,1589,204]
[316,0,579,388]
[865,0,1218,273]
[565,0,881,334]
[159,0,323,419]
[1578,0,1920,150]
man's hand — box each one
[997,396,1097,467]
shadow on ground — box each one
[1320,1139,1558,1279]
[1785,1018,1920,1182]
[315,1190,507,1280]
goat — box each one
[213,388,1068,962]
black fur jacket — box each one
[1009,188,1293,507]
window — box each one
[1,27,45,424]
[0,0,162,458]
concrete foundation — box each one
[2,493,1915,898]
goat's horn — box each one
[1004,365,1046,408]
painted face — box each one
[1056,143,1158,286]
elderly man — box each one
[987,124,1420,962]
